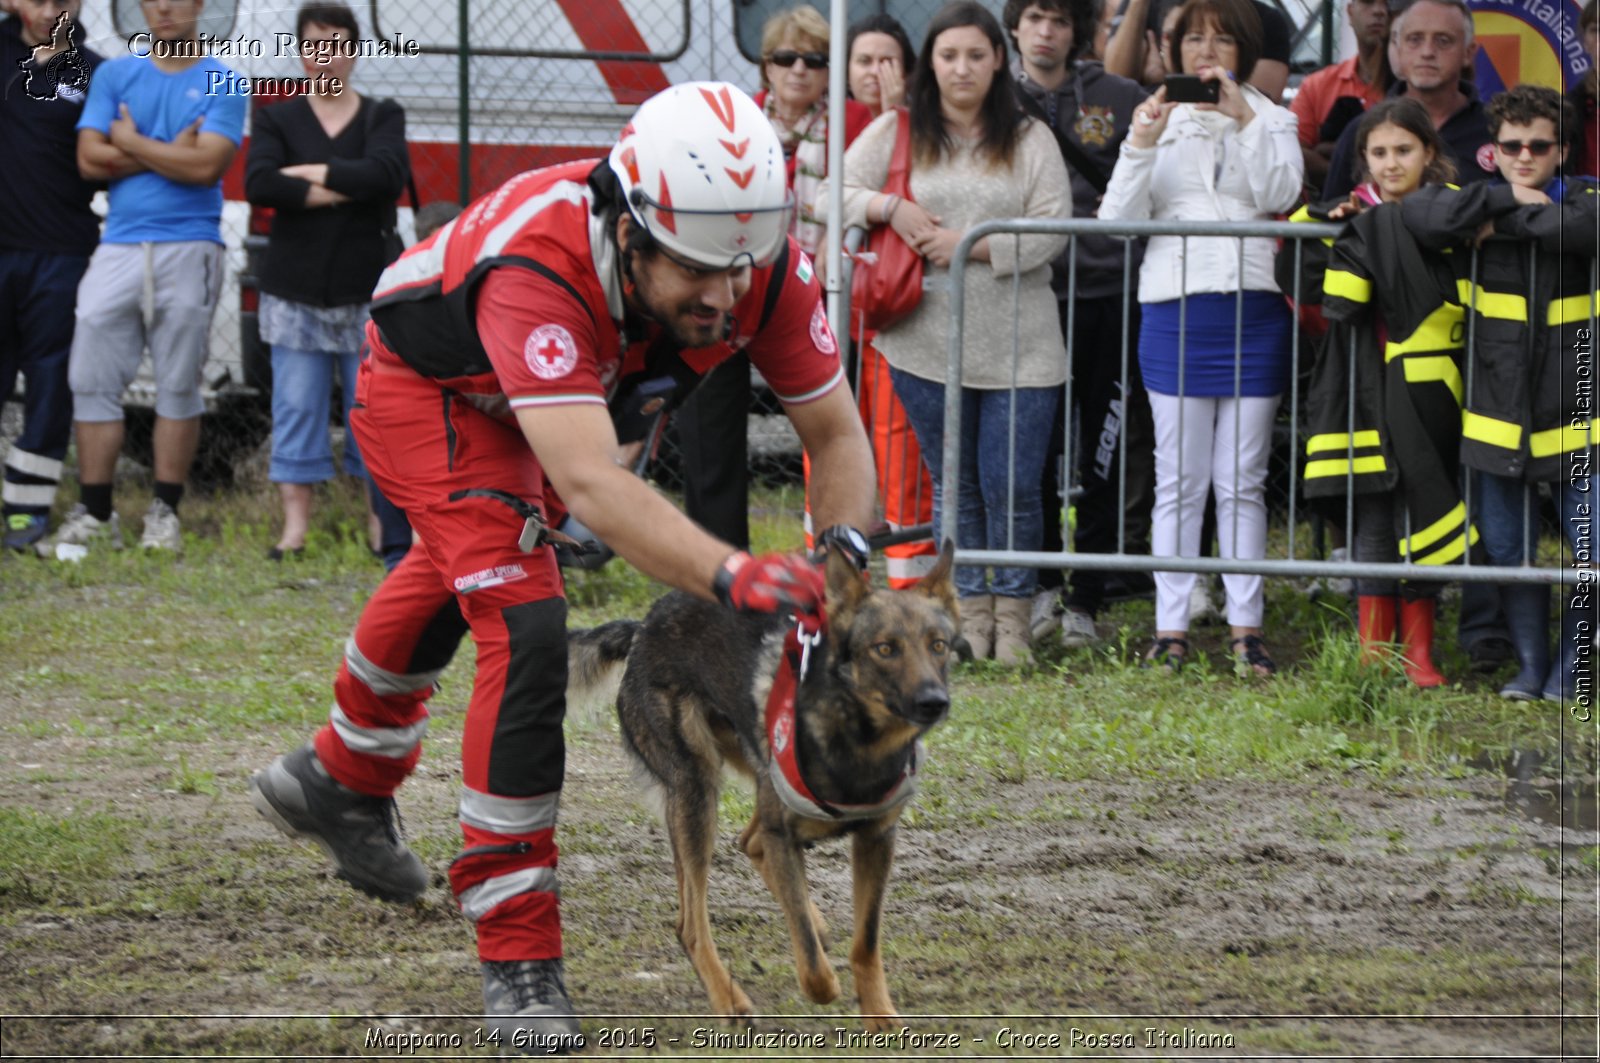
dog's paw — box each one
[711,983,755,1027]
[862,1010,903,1034]
[798,966,841,1005]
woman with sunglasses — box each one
[755,5,872,258]
[828,0,1071,664]
[1399,84,1598,703]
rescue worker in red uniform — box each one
[247,82,875,1053]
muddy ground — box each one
[1,672,1596,1062]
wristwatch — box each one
[812,525,870,571]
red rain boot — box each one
[1357,595,1396,666]
[1398,597,1446,688]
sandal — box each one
[1230,634,1278,678]
[1142,636,1190,673]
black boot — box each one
[1497,583,1550,702]
[1543,593,1592,703]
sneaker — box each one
[1060,606,1100,648]
[248,744,429,903]
[3,512,49,552]
[139,498,182,552]
[481,959,584,1055]
[1029,589,1062,642]
[35,503,122,560]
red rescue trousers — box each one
[313,337,569,962]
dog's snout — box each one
[906,683,950,725]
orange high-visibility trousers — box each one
[806,341,935,587]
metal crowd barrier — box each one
[829,216,1595,588]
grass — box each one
[0,472,1594,1058]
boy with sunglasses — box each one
[1400,83,1598,704]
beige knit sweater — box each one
[821,108,1071,389]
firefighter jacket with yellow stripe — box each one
[1285,198,1480,568]
[1401,178,1598,482]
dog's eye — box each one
[872,641,897,659]
[929,639,948,655]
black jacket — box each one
[1012,60,1149,300]
[1402,177,1599,481]
[245,95,410,308]
[1288,198,1478,567]
[0,15,103,256]
[1323,82,1492,201]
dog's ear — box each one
[824,543,870,622]
[915,539,960,619]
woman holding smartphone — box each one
[1098,0,1302,675]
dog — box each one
[566,541,958,1029]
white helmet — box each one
[609,82,792,270]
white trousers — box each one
[1148,392,1281,631]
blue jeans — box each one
[1476,470,1588,566]
[269,344,365,484]
[889,367,1057,599]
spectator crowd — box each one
[3,0,1596,700]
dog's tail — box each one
[565,619,640,726]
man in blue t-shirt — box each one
[1,0,102,551]
[37,0,245,559]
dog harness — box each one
[764,624,925,822]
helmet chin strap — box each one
[618,233,736,343]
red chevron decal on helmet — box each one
[655,172,676,234]
[725,167,754,189]
[720,138,749,159]
[619,146,640,185]
[736,211,753,223]
[700,85,738,133]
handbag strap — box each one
[1012,83,1109,195]
[886,106,913,198]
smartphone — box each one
[1163,74,1221,105]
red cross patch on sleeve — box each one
[809,302,838,357]
[524,324,580,379]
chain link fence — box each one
[10,1,1335,490]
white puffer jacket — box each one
[1098,85,1301,304]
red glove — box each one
[713,551,826,628]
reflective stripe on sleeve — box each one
[1548,292,1599,326]
[1456,279,1526,320]
[1530,421,1593,458]
[1304,456,1387,479]
[1462,411,1522,451]
[1323,269,1372,303]
[1306,430,1381,453]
